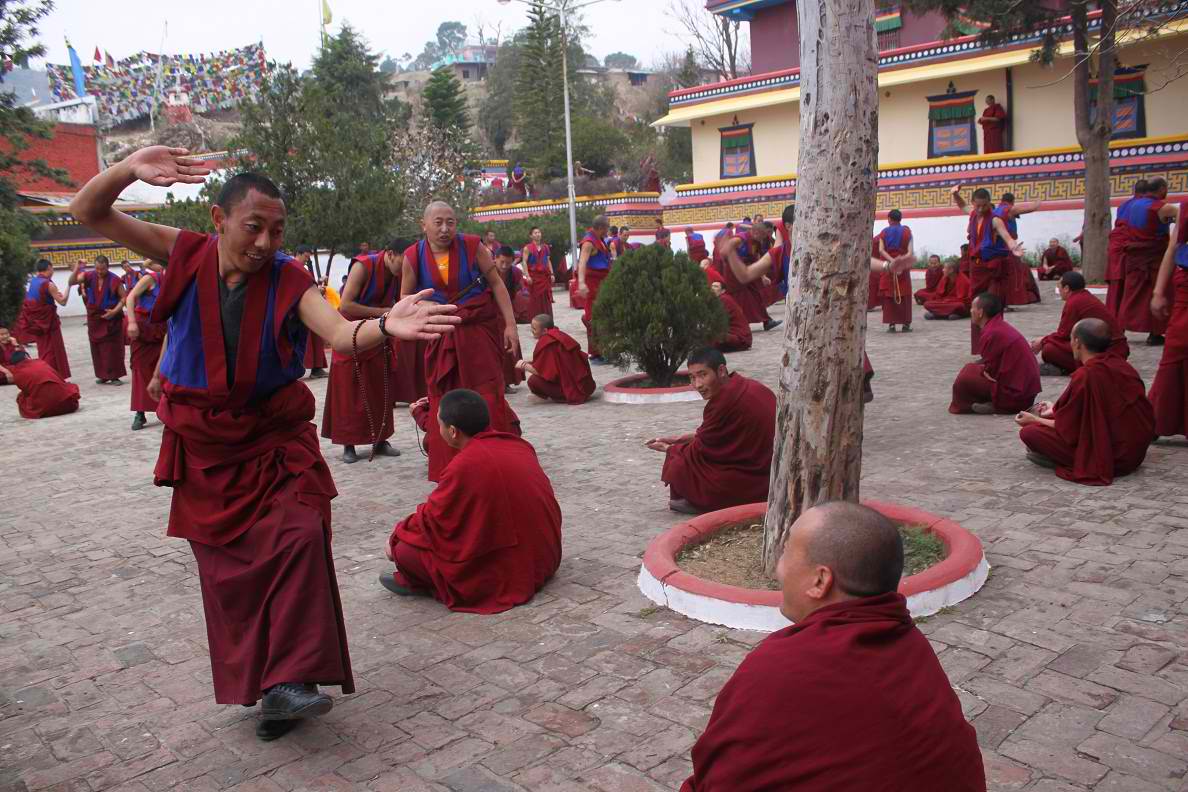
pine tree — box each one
[675,47,701,90]
[422,66,470,132]
[514,2,562,170]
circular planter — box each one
[603,371,702,404]
[637,501,989,632]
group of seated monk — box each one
[919,259,973,320]
[0,326,81,419]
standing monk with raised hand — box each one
[402,201,522,482]
[68,146,460,741]
[70,254,127,385]
[577,215,614,363]
[123,259,166,431]
[720,221,782,331]
[13,259,71,379]
[954,185,1025,352]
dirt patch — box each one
[675,520,947,591]
[617,374,692,389]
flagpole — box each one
[319,0,324,49]
[149,20,167,133]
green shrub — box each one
[592,244,727,387]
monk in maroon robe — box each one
[298,249,328,378]
[950,293,1041,415]
[1032,271,1128,375]
[979,94,1007,153]
[382,389,561,612]
[1107,180,1148,315]
[720,222,781,331]
[1119,177,1178,345]
[402,202,522,483]
[682,502,985,792]
[69,254,127,384]
[1038,238,1074,280]
[647,348,776,514]
[923,261,972,319]
[1148,200,1188,437]
[576,215,615,361]
[914,254,945,304]
[685,226,709,263]
[877,210,915,332]
[0,328,80,419]
[69,149,460,740]
[867,237,883,311]
[521,226,554,320]
[494,246,526,388]
[13,259,72,379]
[710,281,752,352]
[520,314,595,404]
[954,187,1026,352]
[124,260,167,430]
[1018,318,1154,486]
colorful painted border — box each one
[472,193,662,223]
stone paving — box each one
[2,285,1188,792]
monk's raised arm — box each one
[70,147,210,263]
[950,185,967,211]
[299,287,460,354]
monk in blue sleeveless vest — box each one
[69,254,128,384]
[954,186,1026,353]
[401,201,523,482]
[576,215,615,363]
[876,210,915,333]
[1118,177,1178,345]
[14,259,72,379]
[124,260,167,431]
[69,146,461,741]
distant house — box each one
[432,44,499,83]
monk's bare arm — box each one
[477,245,520,355]
[124,274,154,340]
[1158,203,1180,223]
[1012,201,1042,217]
[400,255,417,299]
[339,261,387,319]
[1151,231,1180,321]
[103,283,127,320]
[576,242,593,296]
[66,260,84,287]
[299,287,461,353]
[950,186,966,211]
[729,245,772,285]
[47,281,68,306]
[992,217,1024,256]
[70,147,209,262]
[147,331,168,401]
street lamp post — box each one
[497,0,620,271]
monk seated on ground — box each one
[0,326,80,419]
[1031,271,1129,376]
[1017,318,1154,486]
[1037,237,1075,280]
[518,314,596,404]
[914,254,945,304]
[710,282,752,352]
[923,260,972,320]
[645,347,776,515]
[382,389,562,613]
[950,293,1041,415]
[681,501,985,792]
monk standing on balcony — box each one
[979,94,1007,154]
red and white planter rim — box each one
[637,500,989,632]
[603,371,702,404]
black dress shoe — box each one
[1026,451,1057,469]
[763,319,783,332]
[309,368,327,379]
[668,498,702,515]
[256,718,298,741]
[1148,334,1166,347]
[131,412,147,431]
[342,445,359,464]
[372,441,401,458]
[378,571,429,597]
[260,683,332,721]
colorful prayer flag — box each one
[105,51,115,69]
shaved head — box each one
[424,201,455,219]
[533,313,555,330]
[1073,317,1112,354]
[422,202,459,251]
[804,502,903,597]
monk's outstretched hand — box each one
[1152,294,1171,323]
[385,290,463,341]
[127,146,212,187]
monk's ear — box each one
[809,565,835,601]
[210,204,225,232]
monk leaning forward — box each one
[950,293,1041,415]
[69,146,460,741]
[1032,271,1128,376]
[0,326,80,419]
[519,314,596,405]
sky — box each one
[34,0,691,73]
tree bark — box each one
[1072,0,1116,284]
[762,0,879,577]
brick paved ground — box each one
[2,288,1187,792]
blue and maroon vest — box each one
[84,271,122,310]
[582,233,612,271]
[969,208,1008,261]
[1119,196,1170,242]
[878,223,912,257]
[407,233,485,305]
[524,243,551,273]
[349,251,399,308]
[25,275,52,304]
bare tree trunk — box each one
[762,0,879,577]
[1073,0,1116,283]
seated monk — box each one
[700,258,726,287]
[518,314,596,404]
[0,326,81,418]
[711,281,752,352]
[1037,238,1074,280]
[1017,318,1154,485]
[1032,271,1128,376]
[923,260,972,320]
[950,293,1041,415]
[645,347,776,514]
[382,389,562,613]
[681,502,985,792]
[914,254,945,304]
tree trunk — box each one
[762,0,879,577]
[1072,0,1116,284]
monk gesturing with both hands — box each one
[69,146,461,742]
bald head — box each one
[422,202,459,251]
[1073,317,1112,355]
[803,502,903,598]
[592,215,610,231]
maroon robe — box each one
[914,267,945,304]
[522,243,554,320]
[150,231,350,706]
[82,271,127,380]
[1040,289,1129,374]
[662,373,776,511]
[877,224,913,326]
[389,431,561,614]
[6,357,80,419]
[129,274,166,414]
[979,102,1007,153]
[1021,355,1154,486]
[0,340,16,384]
[526,329,595,404]
[1148,203,1188,437]
[303,333,327,370]
[719,237,772,325]
[321,254,398,446]
[682,593,985,792]
[1119,201,1173,334]
[923,273,972,319]
[1106,210,1131,315]
[715,293,752,352]
[1039,246,1074,280]
[950,314,1041,414]
[581,235,612,356]
[14,278,71,379]
[867,238,883,311]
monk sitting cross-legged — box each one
[1017,318,1154,485]
[950,293,1041,415]
[381,389,562,613]
[923,260,972,320]
[1031,271,1128,376]
[0,326,80,419]
[681,501,986,792]
[914,254,945,304]
[1038,238,1074,281]
[518,314,595,404]
[645,347,776,515]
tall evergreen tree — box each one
[422,66,470,132]
[514,1,562,170]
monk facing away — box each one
[1032,271,1128,376]
[645,347,776,515]
[13,259,72,379]
[1017,318,1154,486]
[950,293,1041,415]
[124,259,167,431]
[0,326,80,419]
[69,146,460,741]
[1148,199,1188,438]
[682,501,985,792]
[382,388,562,613]
[518,314,596,404]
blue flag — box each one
[66,38,86,97]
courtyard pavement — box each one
[2,283,1187,792]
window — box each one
[719,124,756,179]
[878,29,901,51]
[462,69,471,80]
[1090,66,1147,140]
[629,72,649,87]
[926,89,978,158]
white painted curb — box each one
[603,389,703,405]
